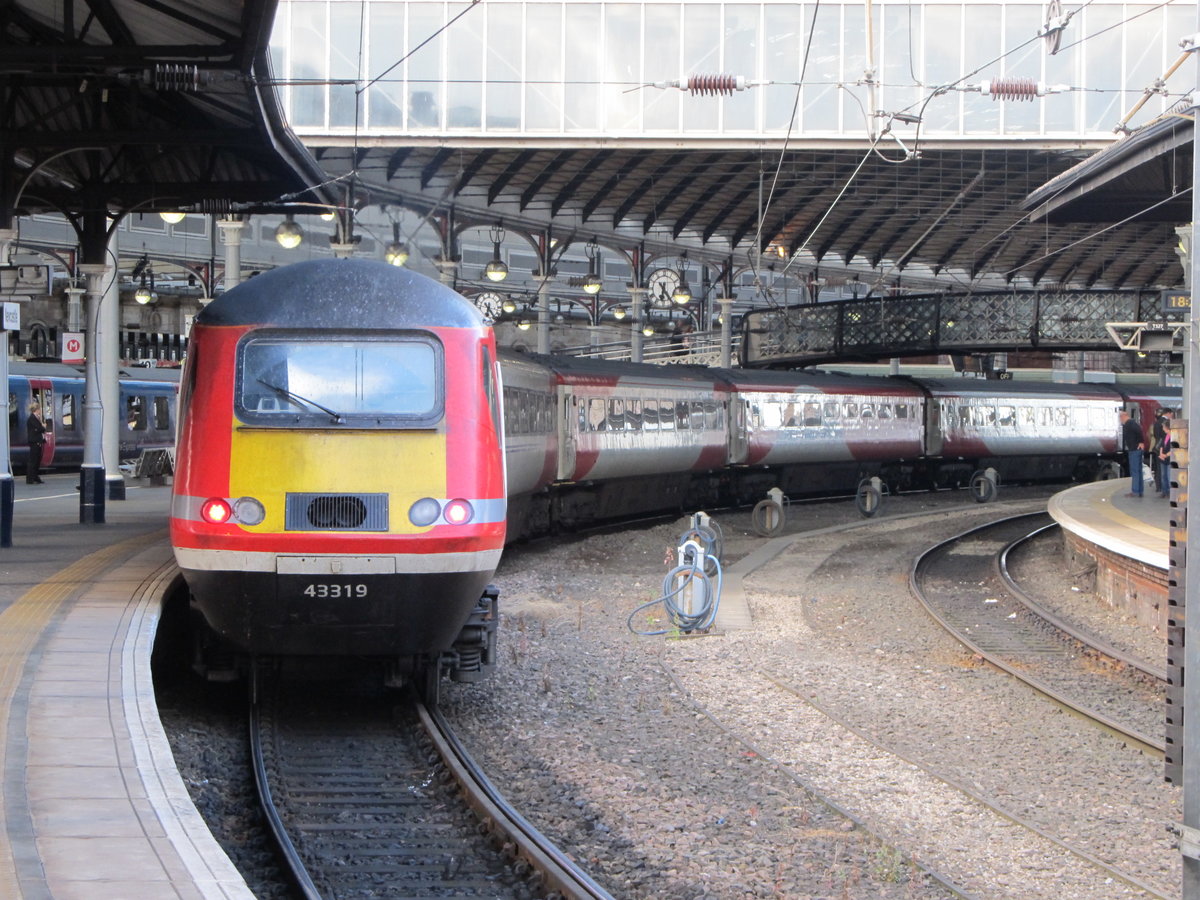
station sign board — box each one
[1,303,19,331]
[0,265,50,294]
[1162,290,1191,313]
[61,332,84,364]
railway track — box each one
[248,667,614,900]
[909,511,1165,756]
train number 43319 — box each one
[302,583,368,598]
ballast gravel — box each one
[160,484,1180,899]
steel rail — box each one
[997,521,1168,683]
[909,512,1165,758]
[420,700,616,900]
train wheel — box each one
[1096,460,1122,481]
[855,477,883,517]
[969,469,998,503]
[751,499,784,537]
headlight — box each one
[409,497,441,527]
[233,496,266,525]
[199,497,233,524]
[443,498,474,525]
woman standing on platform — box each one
[1119,409,1146,498]
[25,402,45,485]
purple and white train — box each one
[499,351,1176,538]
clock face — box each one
[474,291,504,321]
[647,268,681,308]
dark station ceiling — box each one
[310,139,1186,290]
[0,0,1189,291]
[1,0,329,251]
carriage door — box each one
[728,397,748,464]
[557,388,576,481]
[924,398,944,456]
[29,379,54,465]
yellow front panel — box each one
[229,427,446,533]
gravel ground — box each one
[444,485,1179,900]
[159,483,1180,899]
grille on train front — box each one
[284,493,389,531]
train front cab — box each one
[171,318,506,679]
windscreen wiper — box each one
[256,378,346,424]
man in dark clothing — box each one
[1156,408,1174,498]
[1119,410,1145,497]
[25,403,46,484]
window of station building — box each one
[154,396,170,431]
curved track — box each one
[248,668,614,900]
[909,512,1165,756]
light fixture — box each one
[274,214,304,250]
[384,223,409,266]
[612,305,626,320]
[320,209,337,222]
[516,317,532,331]
[672,256,692,304]
[134,268,155,305]
[484,224,508,282]
[502,297,518,314]
[642,323,655,337]
[582,240,602,294]
[159,211,185,224]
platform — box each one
[1047,478,1171,631]
[0,475,250,900]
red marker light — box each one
[200,497,233,524]
[443,499,474,525]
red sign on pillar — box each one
[61,332,84,364]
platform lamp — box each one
[484,224,508,282]
[274,214,304,250]
[672,256,692,305]
[582,240,602,294]
[159,211,185,224]
[134,268,156,305]
[384,223,409,266]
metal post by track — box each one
[1182,16,1200,897]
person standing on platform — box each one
[25,402,46,485]
[1157,408,1174,498]
[1119,409,1146,498]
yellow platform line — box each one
[0,530,165,899]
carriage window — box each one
[585,397,604,431]
[1055,407,1070,427]
[8,392,16,433]
[878,404,891,419]
[704,401,721,429]
[895,403,908,420]
[997,406,1015,427]
[782,402,800,427]
[154,396,170,431]
[126,396,147,431]
[608,398,625,431]
[676,401,691,430]
[843,402,858,418]
[824,401,839,420]
[60,394,76,432]
[690,401,705,430]
[1019,407,1035,427]
[860,403,875,419]
[238,335,441,426]
[643,400,658,431]
[658,400,675,431]
[803,402,821,426]
[627,399,642,431]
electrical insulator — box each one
[653,74,755,96]
[976,78,1065,101]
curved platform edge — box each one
[124,550,255,900]
[1047,480,1170,632]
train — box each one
[169,259,506,697]
[500,353,1176,538]
[8,361,179,475]
[167,257,1177,695]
